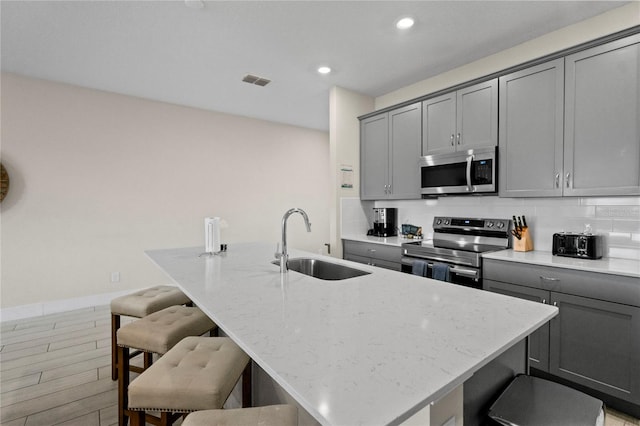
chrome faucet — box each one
[277,208,311,272]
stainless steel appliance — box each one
[401,216,511,288]
[419,146,497,196]
[372,208,397,237]
[552,232,603,259]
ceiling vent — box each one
[242,74,271,87]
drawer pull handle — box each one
[553,301,558,307]
[541,299,546,304]
[540,276,560,282]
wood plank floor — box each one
[1,306,639,426]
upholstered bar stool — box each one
[182,405,297,426]
[127,336,251,426]
[111,285,191,380]
[117,307,217,426]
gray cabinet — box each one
[484,279,550,371]
[360,103,421,200]
[342,240,402,271]
[499,59,564,197]
[499,34,640,198]
[564,33,640,196]
[484,258,640,408]
[422,79,498,155]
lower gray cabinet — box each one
[549,292,640,404]
[484,259,640,408]
[484,279,550,371]
[342,240,401,271]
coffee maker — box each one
[372,208,397,237]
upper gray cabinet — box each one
[422,79,498,155]
[360,102,422,200]
[499,59,565,197]
[564,34,640,196]
[499,34,640,198]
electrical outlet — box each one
[110,272,120,283]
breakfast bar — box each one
[145,242,558,425]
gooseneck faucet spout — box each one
[278,208,312,273]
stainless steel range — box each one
[401,216,512,289]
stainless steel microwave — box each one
[419,147,497,196]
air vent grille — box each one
[242,74,271,87]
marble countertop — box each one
[483,250,640,278]
[341,234,422,247]
[146,243,557,426]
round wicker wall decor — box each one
[0,163,10,202]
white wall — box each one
[1,73,330,314]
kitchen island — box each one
[146,243,557,426]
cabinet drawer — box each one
[483,259,640,307]
[343,240,402,263]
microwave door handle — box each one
[466,155,474,192]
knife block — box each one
[513,228,534,252]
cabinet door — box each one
[389,102,422,199]
[360,113,389,200]
[499,59,564,197]
[549,292,640,404]
[564,34,640,196]
[484,279,550,371]
[422,92,456,155]
[457,79,498,151]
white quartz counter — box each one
[146,243,557,426]
[341,234,420,247]
[483,250,640,278]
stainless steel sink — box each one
[273,258,371,280]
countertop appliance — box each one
[401,216,511,288]
[552,232,603,259]
[419,146,497,196]
[372,207,397,237]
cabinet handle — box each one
[456,133,461,145]
[450,134,455,146]
[565,172,571,188]
[555,173,560,188]
[541,299,546,304]
[369,249,376,253]
[553,301,558,307]
[540,276,560,282]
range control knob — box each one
[443,219,450,225]
[496,222,505,229]
[487,221,494,228]
[435,219,442,225]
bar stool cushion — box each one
[117,306,215,355]
[111,285,190,318]
[182,405,297,426]
[128,336,250,412]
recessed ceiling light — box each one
[318,66,332,74]
[396,17,415,30]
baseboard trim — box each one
[0,288,147,322]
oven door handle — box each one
[402,253,474,267]
[449,266,480,278]
[466,154,474,192]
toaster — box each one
[552,233,603,259]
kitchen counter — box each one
[483,250,640,278]
[146,243,557,426]
[341,234,420,247]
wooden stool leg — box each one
[112,313,121,381]
[242,361,252,408]
[118,346,130,426]
[144,351,153,369]
[129,410,145,426]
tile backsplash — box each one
[341,196,640,260]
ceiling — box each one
[1,1,629,131]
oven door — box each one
[419,147,497,196]
[401,256,482,289]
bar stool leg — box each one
[112,313,121,380]
[129,410,145,426]
[118,346,130,426]
[242,362,252,408]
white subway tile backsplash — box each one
[341,196,640,260]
